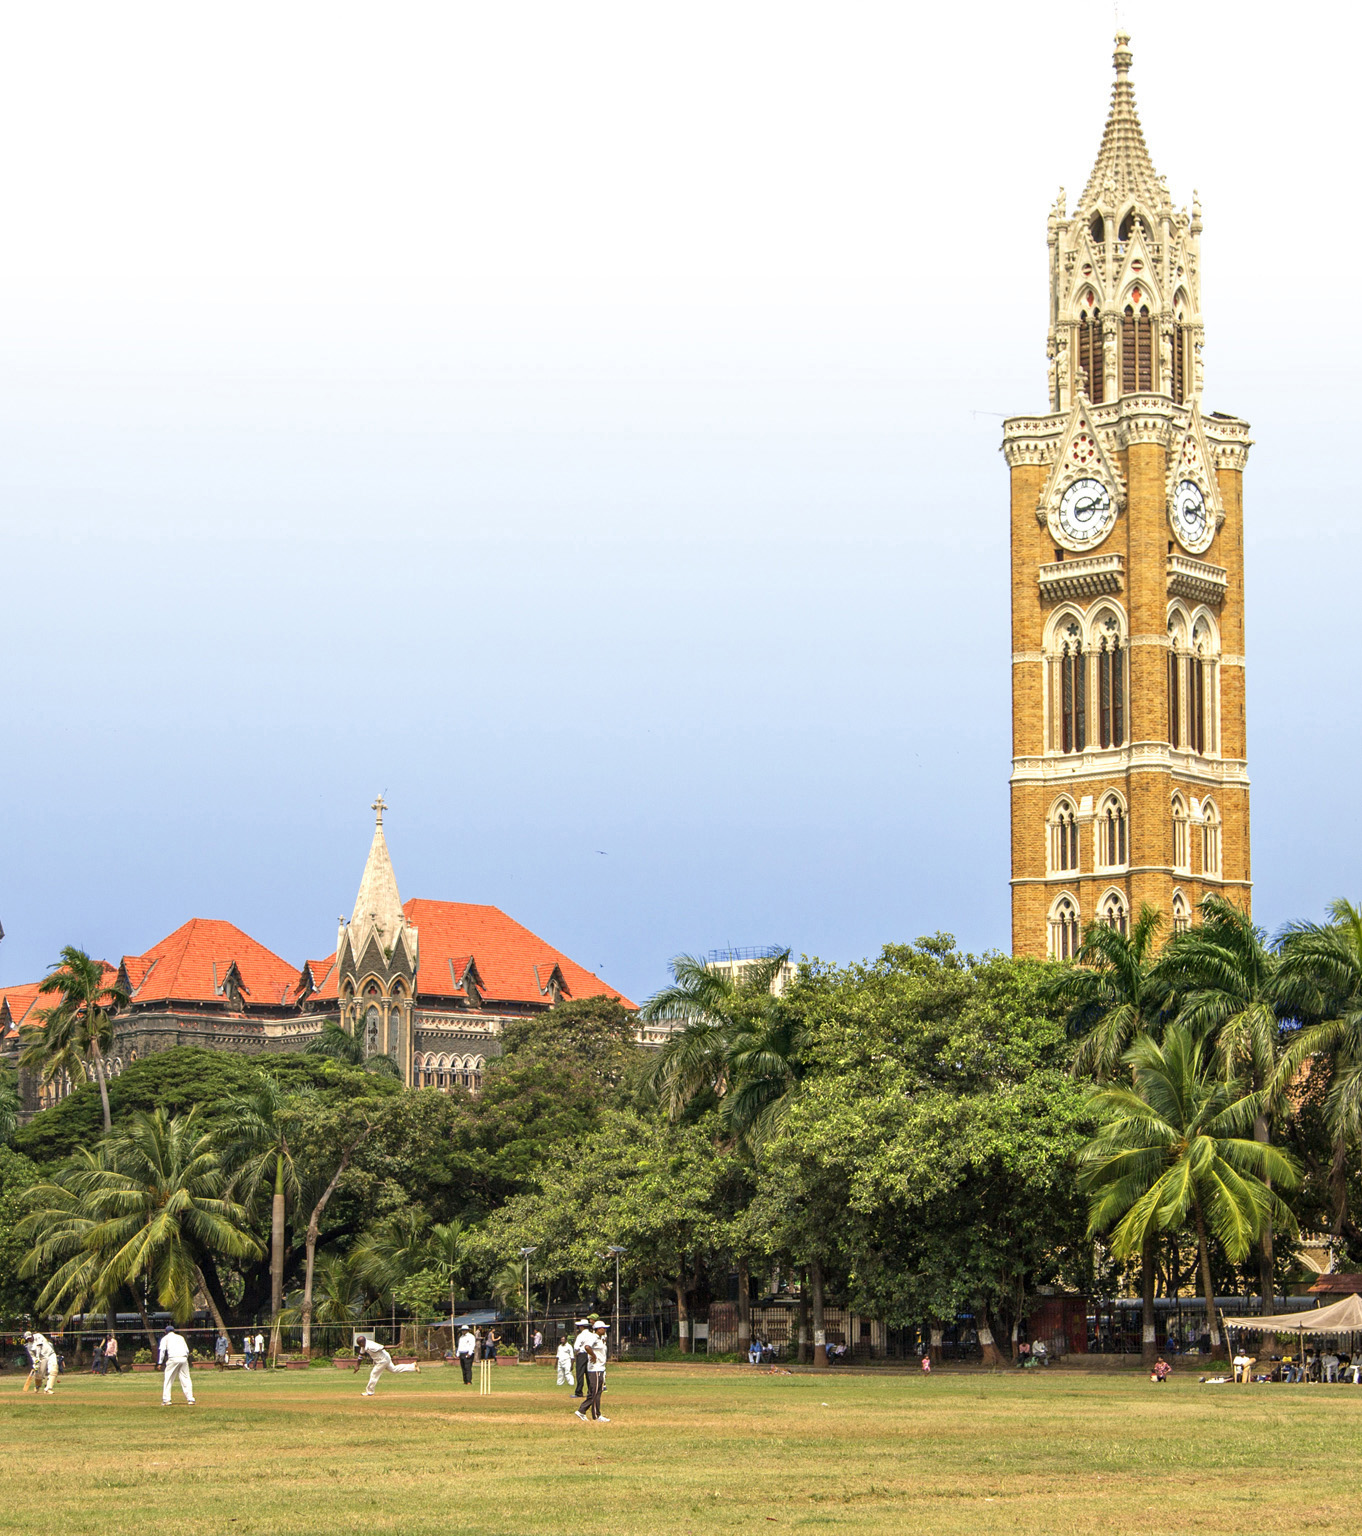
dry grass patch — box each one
[0,1364,1359,1534]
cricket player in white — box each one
[158,1324,195,1405]
[23,1330,58,1394]
[571,1318,595,1399]
[555,1334,575,1387]
[357,1334,420,1397]
[456,1327,476,1385]
[575,1321,610,1423]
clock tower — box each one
[1003,34,1251,959]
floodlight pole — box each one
[519,1246,537,1357]
[608,1246,626,1355]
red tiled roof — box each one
[121,919,300,1010]
[296,954,339,1002]
[403,899,636,1010]
[0,962,120,1040]
[1310,1274,1362,1295]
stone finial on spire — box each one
[1113,30,1132,78]
[372,794,387,826]
[350,801,405,937]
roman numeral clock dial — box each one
[1054,476,1115,548]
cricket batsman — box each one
[22,1330,58,1394]
[357,1334,421,1397]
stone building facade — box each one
[2,801,636,1106]
[1004,34,1251,959]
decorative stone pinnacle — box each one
[1114,31,1132,78]
[372,794,387,826]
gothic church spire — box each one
[1076,32,1169,215]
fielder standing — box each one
[456,1326,476,1385]
[575,1319,610,1423]
[159,1323,195,1406]
[357,1334,421,1397]
[22,1330,58,1395]
[571,1317,594,1398]
[555,1332,575,1388]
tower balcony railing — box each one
[1037,553,1124,603]
[1166,553,1227,606]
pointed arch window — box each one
[1122,304,1153,393]
[1096,794,1128,870]
[1096,622,1126,749]
[1100,889,1129,936]
[1201,800,1222,878]
[1171,793,1190,874]
[1172,890,1190,935]
[1172,325,1187,404]
[1077,309,1105,403]
[1049,798,1080,874]
[1058,623,1086,754]
[1049,895,1081,961]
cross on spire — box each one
[372,794,387,825]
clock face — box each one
[1056,477,1115,547]
[1172,479,1211,551]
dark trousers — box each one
[573,1351,587,1396]
[107,1356,121,1374]
[460,1353,473,1384]
[584,1370,605,1419]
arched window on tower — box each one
[1171,793,1190,874]
[1048,894,1081,961]
[1093,611,1126,748]
[1049,797,1080,874]
[1100,889,1130,936]
[1077,306,1105,403]
[1201,799,1222,878]
[1055,618,1086,754]
[1090,213,1105,244]
[1189,617,1217,755]
[1172,890,1190,935]
[1096,793,1128,870]
[1122,303,1154,393]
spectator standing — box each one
[456,1327,477,1385]
[105,1334,122,1374]
[254,1331,265,1369]
[214,1333,229,1370]
[533,1328,543,1354]
[243,1335,254,1371]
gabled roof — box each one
[1077,33,1169,216]
[403,899,636,1010]
[120,919,299,1010]
[1,964,121,1042]
[296,954,340,1002]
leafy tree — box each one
[20,1107,261,1339]
[0,1061,20,1146]
[304,1020,401,1077]
[1159,895,1289,1310]
[1080,1026,1298,1353]
[1275,899,1362,1233]
[1043,906,1168,1362]
[0,1146,42,1322]
[20,948,130,1133]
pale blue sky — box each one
[1,0,1353,1001]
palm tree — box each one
[220,1080,303,1353]
[1274,898,1362,1233]
[642,949,799,1358]
[1042,904,1168,1362]
[304,1020,400,1077]
[21,948,129,1132]
[1158,896,1287,1312]
[1080,1026,1298,1354]
[22,1107,260,1337]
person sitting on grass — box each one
[1153,1357,1171,1383]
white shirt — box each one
[362,1338,390,1362]
[587,1334,608,1372]
[159,1331,190,1365]
[556,1341,575,1365]
[27,1333,53,1365]
[456,1333,476,1357]
[573,1328,596,1354]
[254,1333,265,1352]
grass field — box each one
[2,1362,1361,1534]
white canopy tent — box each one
[1227,1294,1362,1334]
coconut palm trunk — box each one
[1141,1229,1158,1365]
[1192,1202,1222,1353]
[90,1039,113,1133]
[675,1277,691,1354]
[270,1153,286,1359]
[300,1142,361,1358]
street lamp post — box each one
[607,1246,626,1356]
[519,1246,537,1357]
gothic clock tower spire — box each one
[1003,35,1251,959]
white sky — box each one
[0,0,1353,997]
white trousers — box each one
[40,1355,58,1393]
[366,1354,417,1393]
[557,1363,573,1386]
[162,1360,194,1403]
